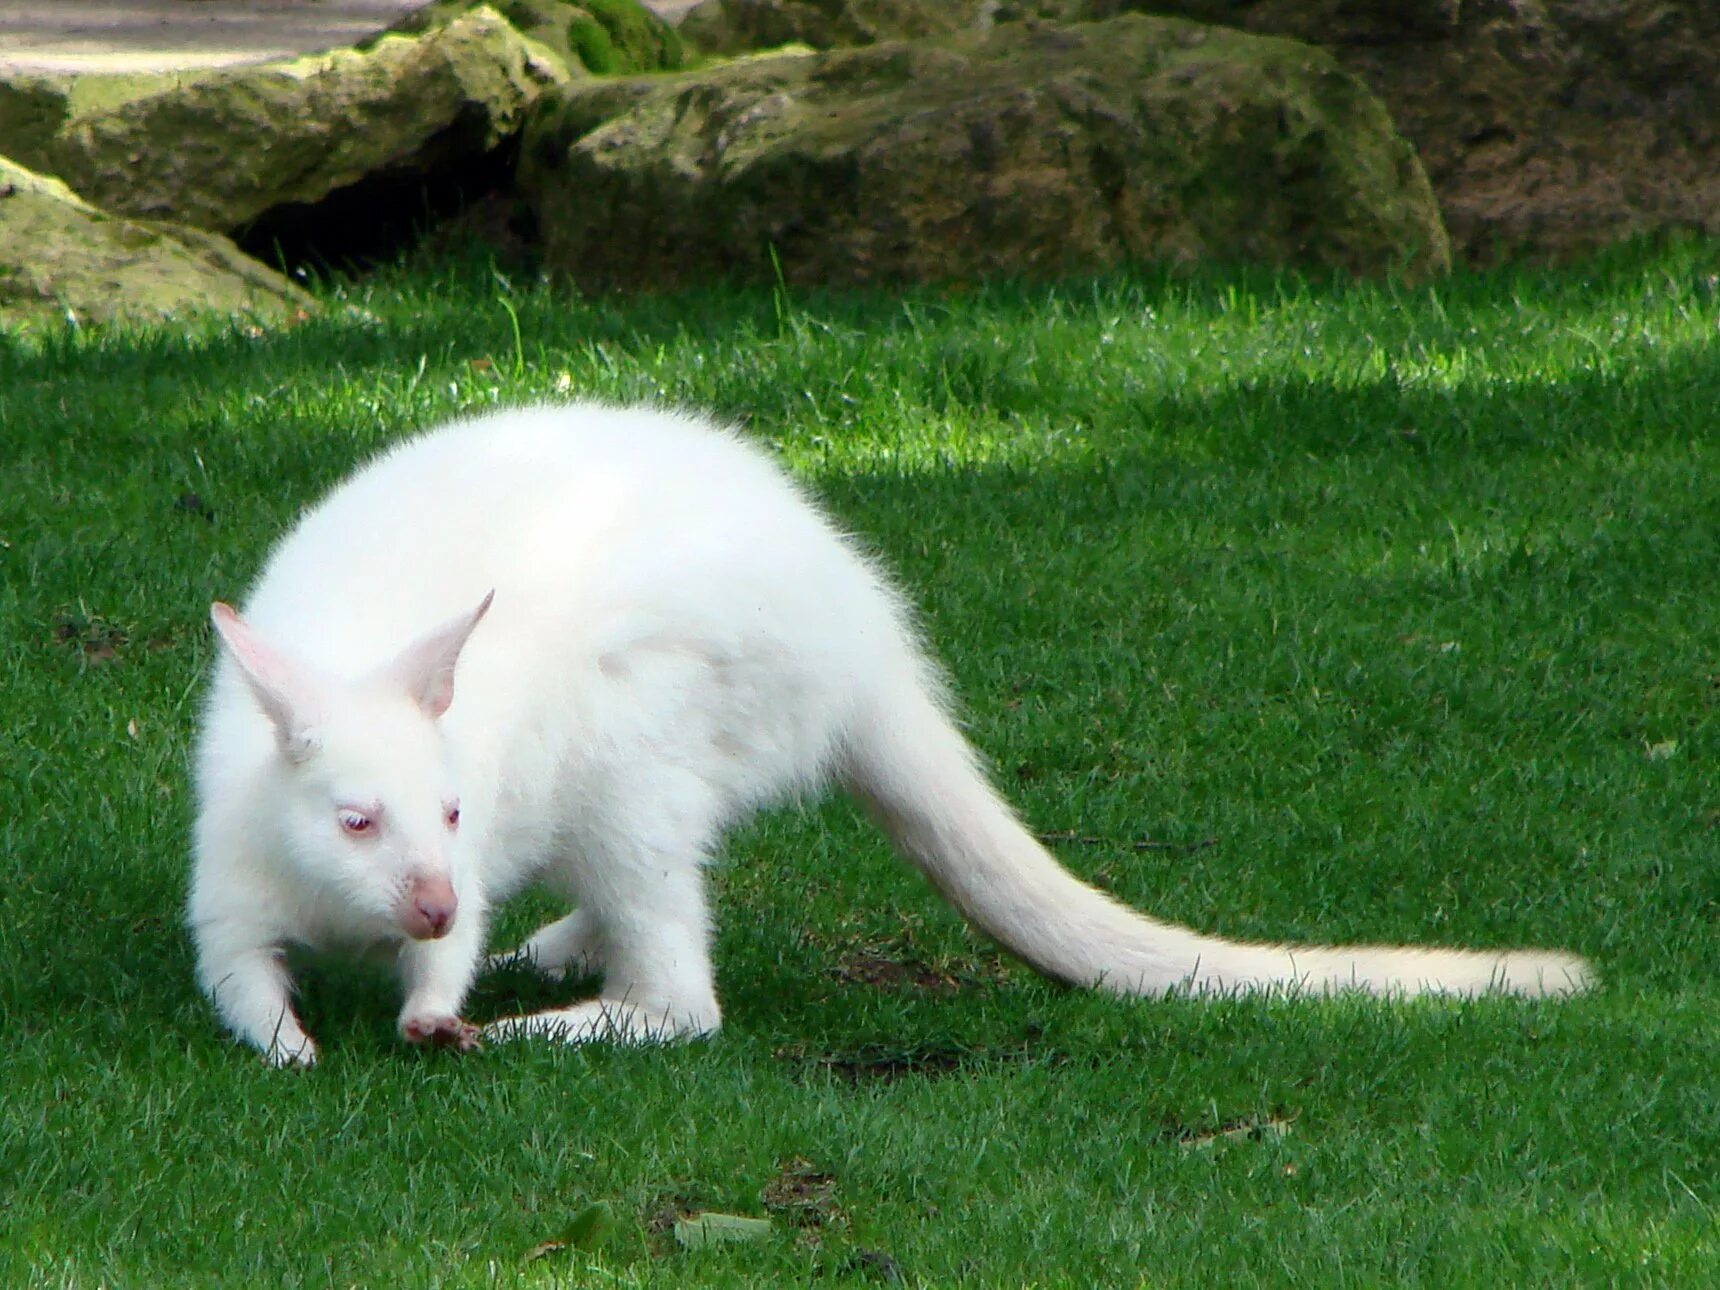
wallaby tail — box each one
[841,667,1592,1000]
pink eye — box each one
[338,810,374,835]
[445,804,461,831]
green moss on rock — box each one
[522,14,1450,290]
[677,0,1456,56]
[0,155,313,329]
[386,0,686,74]
[681,0,992,55]
[44,9,570,233]
[571,0,687,74]
[0,79,71,173]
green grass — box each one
[2,240,1718,1285]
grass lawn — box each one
[1,240,1716,1286]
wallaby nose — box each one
[399,874,458,940]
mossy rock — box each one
[0,78,71,172]
[1081,1,1466,44]
[0,155,313,329]
[680,0,996,54]
[677,0,1455,55]
[570,0,688,74]
[1117,0,1720,259]
[44,9,571,234]
[0,70,221,174]
[386,0,686,74]
[521,14,1450,291]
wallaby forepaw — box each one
[400,1014,482,1053]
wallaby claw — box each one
[400,1014,482,1053]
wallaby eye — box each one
[338,809,375,836]
[444,802,461,831]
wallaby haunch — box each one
[191,403,1592,1066]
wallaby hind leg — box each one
[487,908,604,980]
[485,780,724,1046]
[484,870,720,1045]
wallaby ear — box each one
[384,591,494,720]
[209,603,322,759]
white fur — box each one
[190,402,1592,1066]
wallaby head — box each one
[208,592,493,941]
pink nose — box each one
[399,875,458,940]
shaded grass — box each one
[1,240,1717,1284]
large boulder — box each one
[521,14,1450,291]
[41,7,572,235]
[0,70,215,175]
[1182,0,1720,261]
[678,0,1720,261]
[0,156,313,328]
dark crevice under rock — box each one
[235,138,530,274]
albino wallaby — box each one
[191,402,1591,1066]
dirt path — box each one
[0,0,698,75]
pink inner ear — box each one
[211,602,312,739]
[213,606,285,685]
[408,637,462,719]
[423,670,457,719]
[395,591,493,720]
